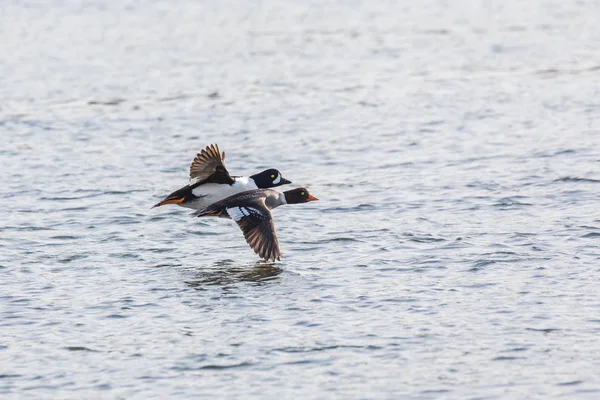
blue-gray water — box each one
[2,1,600,398]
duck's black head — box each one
[283,188,319,204]
[152,185,195,208]
[250,169,291,188]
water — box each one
[2,0,600,398]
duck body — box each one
[153,144,291,210]
[193,188,318,261]
[168,177,258,210]
[198,188,286,218]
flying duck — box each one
[192,188,318,261]
[153,144,291,210]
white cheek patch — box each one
[273,174,281,185]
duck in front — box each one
[192,188,319,261]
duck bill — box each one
[280,178,292,185]
[307,194,319,202]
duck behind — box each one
[153,144,292,210]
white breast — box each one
[184,178,258,210]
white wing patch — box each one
[227,206,260,222]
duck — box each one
[192,188,319,261]
[153,144,292,210]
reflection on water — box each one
[184,259,284,288]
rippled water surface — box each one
[2,1,600,398]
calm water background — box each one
[1,1,600,398]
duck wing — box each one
[226,201,282,262]
[189,144,233,185]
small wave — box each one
[104,314,128,319]
[64,346,98,352]
[582,232,600,238]
[0,374,23,379]
[403,233,445,243]
[50,235,79,240]
[525,327,561,333]
[493,197,533,207]
[329,237,362,242]
[321,204,377,213]
[59,254,88,263]
[555,176,600,183]
[468,260,497,271]
[3,226,53,232]
[502,347,529,353]
[270,344,375,354]
[172,362,253,371]
[557,380,584,386]
[88,98,126,106]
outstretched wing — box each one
[189,144,230,185]
[227,203,281,261]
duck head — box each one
[283,188,319,204]
[250,169,292,188]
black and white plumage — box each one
[192,188,319,261]
[153,144,292,210]
[189,143,231,185]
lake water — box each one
[1,1,600,398]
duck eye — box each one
[301,191,305,195]
[270,174,275,179]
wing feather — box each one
[189,144,231,184]
[227,204,281,261]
